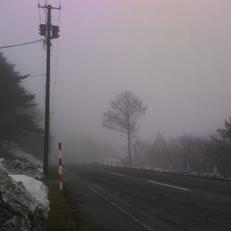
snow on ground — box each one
[0,149,49,218]
[0,166,48,230]
[2,158,43,179]
[0,158,6,170]
[10,175,49,211]
[9,148,43,167]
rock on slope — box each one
[0,158,48,231]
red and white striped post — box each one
[58,142,64,191]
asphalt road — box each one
[64,164,231,231]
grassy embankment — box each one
[46,167,85,231]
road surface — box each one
[64,164,231,231]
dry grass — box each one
[46,166,86,231]
[47,187,78,231]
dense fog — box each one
[1,0,231,164]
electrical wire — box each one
[53,0,62,100]
[37,0,46,107]
[52,0,62,129]
[38,1,42,24]
[0,39,43,49]
[29,74,46,78]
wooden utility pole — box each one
[38,3,61,177]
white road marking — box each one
[146,180,190,191]
[111,171,126,177]
[86,183,155,231]
[95,169,126,177]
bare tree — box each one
[103,91,147,165]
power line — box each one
[29,74,46,78]
[38,0,46,86]
[53,0,62,111]
[51,0,62,168]
[38,0,42,24]
[0,39,43,49]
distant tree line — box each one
[103,91,231,177]
[0,53,41,155]
[134,119,231,176]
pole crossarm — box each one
[38,4,61,10]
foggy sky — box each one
[1,0,231,161]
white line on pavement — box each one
[146,180,190,191]
[95,169,126,177]
[111,171,126,177]
[87,183,155,231]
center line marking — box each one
[111,172,126,177]
[146,180,190,191]
[95,169,126,177]
[86,183,155,231]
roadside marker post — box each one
[58,142,64,191]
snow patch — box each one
[9,148,42,167]
[10,175,49,211]
[0,149,49,230]
[2,159,43,179]
[0,166,48,230]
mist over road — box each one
[64,165,231,231]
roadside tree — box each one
[0,53,39,151]
[103,91,147,165]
